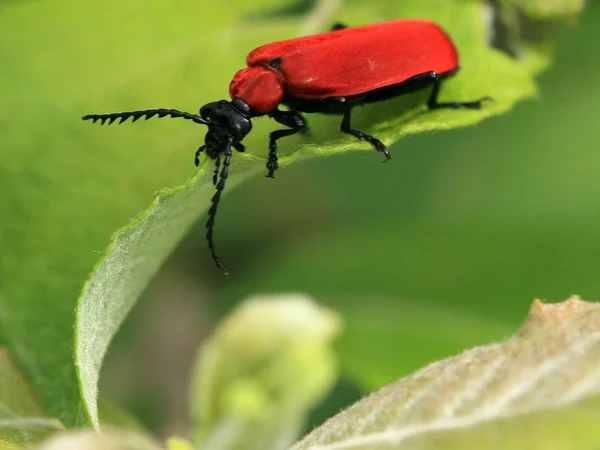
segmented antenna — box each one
[206,140,232,275]
[82,108,208,125]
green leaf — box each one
[74,0,538,428]
[218,0,594,405]
[0,0,285,427]
[75,158,261,429]
[506,0,586,19]
[334,294,512,390]
[291,297,600,450]
[0,0,542,428]
[98,398,148,433]
[190,294,342,450]
[0,348,64,448]
[490,0,586,75]
[166,437,194,450]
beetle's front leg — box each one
[267,109,307,178]
[194,145,206,167]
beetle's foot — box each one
[376,143,392,162]
[368,138,391,162]
[429,96,494,110]
[266,159,278,178]
[464,96,494,109]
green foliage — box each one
[75,158,262,429]
[0,349,64,449]
[190,294,341,450]
[215,0,599,400]
[0,0,590,448]
[36,428,162,450]
[292,298,600,450]
[0,0,281,427]
[73,0,538,430]
[506,0,586,19]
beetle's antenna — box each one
[206,140,232,275]
[82,108,208,126]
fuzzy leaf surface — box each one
[291,297,600,450]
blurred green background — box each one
[99,0,600,438]
[1,0,599,443]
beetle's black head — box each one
[200,98,252,158]
[81,98,255,277]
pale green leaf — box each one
[74,158,260,430]
[166,437,194,450]
[291,297,600,450]
[0,349,64,448]
[37,428,163,450]
[191,294,342,450]
[97,398,147,433]
[507,0,586,19]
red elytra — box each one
[231,19,459,110]
[83,18,490,275]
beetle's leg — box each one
[290,108,310,135]
[212,155,220,186]
[427,78,492,110]
[195,145,206,167]
[267,109,306,178]
[340,108,391,162]
[206,140,233,275]
[234,143,245,153]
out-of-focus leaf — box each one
[166,437,194,450]
[37,428,162,450]
[191,294,342,450]
[291,297,600,450]
[490,0,585,75]
[97,398,147,432]
[506,0,586,19]
[0,348,64,448]
[334,294,511,389]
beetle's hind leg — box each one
[427,77,492,110]
[340,108,391,162]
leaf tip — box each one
[522,295,598,335]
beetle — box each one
[83,18,491,275]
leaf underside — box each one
[291,297,600,450]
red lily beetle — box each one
[83,19,490,275]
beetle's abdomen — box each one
[229,66,284,114]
